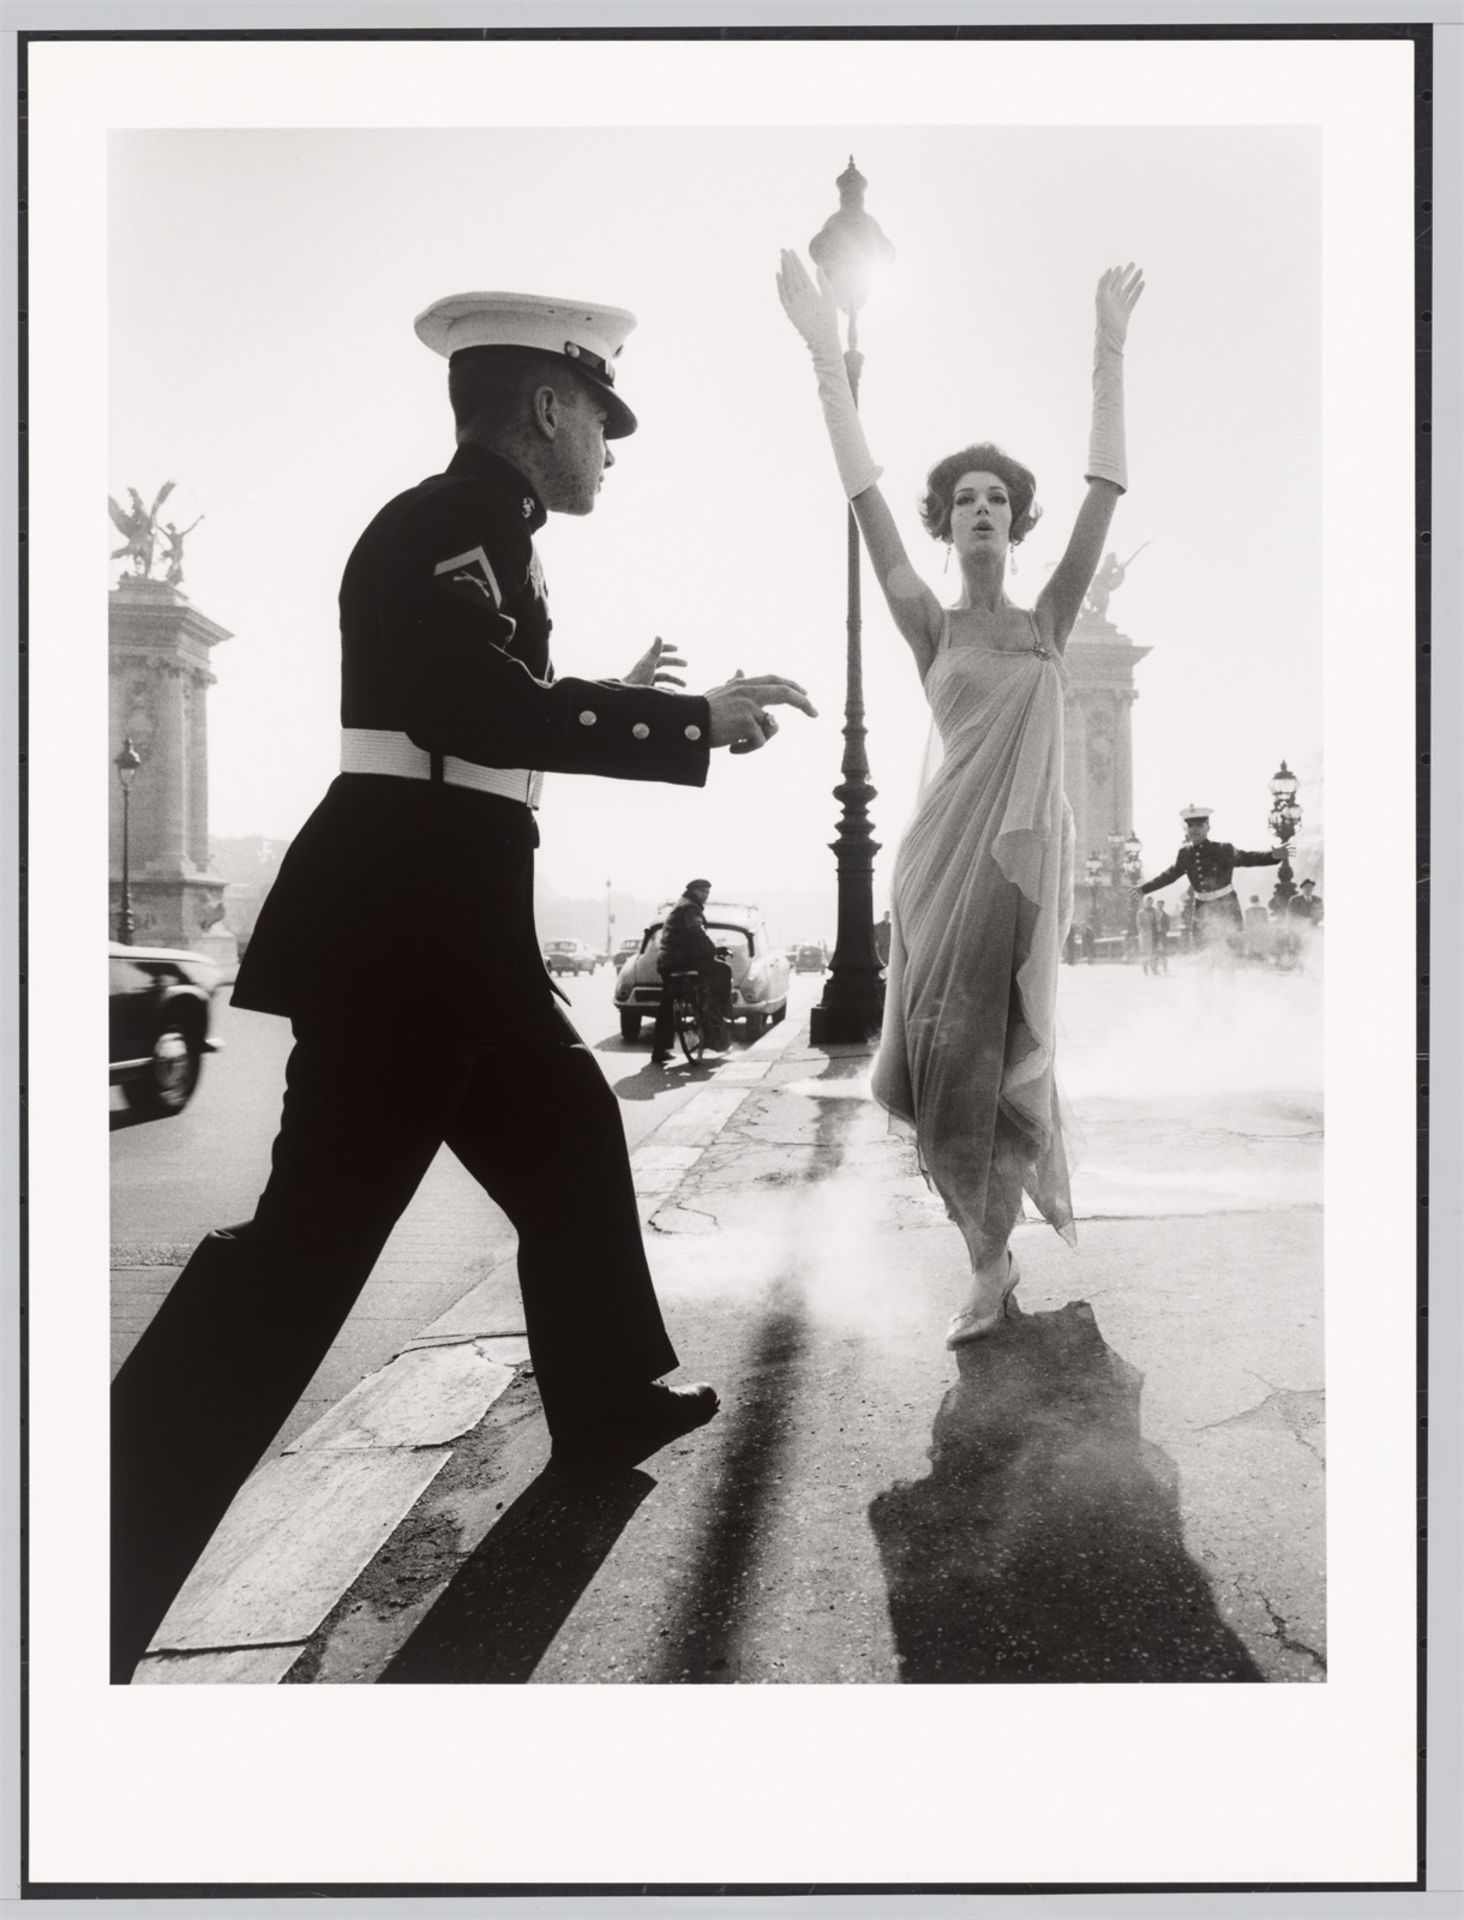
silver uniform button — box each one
[684,724,702,742]
[632,723,650,740]
[579,710,597,727]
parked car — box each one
[613,902,791,1041]
[792,943,828,973]
[109,942,222,1119]
[543,938,600,976]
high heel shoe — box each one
[945,1252,1021,1348]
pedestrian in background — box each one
[1287,877,1323,928]
[1135,898,1160,975]
[110,290,816,1683]
[1243,893,1273,965]
[1152,899,1171,972]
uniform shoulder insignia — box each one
[434,544,503,609]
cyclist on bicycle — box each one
[651,878,734,1062]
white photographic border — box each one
[13,14,1448,1898]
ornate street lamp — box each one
[1082,851,1106,950]
[808,157,896,1047]
[114,736,142,945]
[605,877,614,961]
[1120,832,1144,954]
[1267,760,1303,908]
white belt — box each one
[340,728,543,809]
[1193,884,1236,903]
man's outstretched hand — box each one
[623,635,688,688]
[703,669,817,754]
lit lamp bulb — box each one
[808,157,895,316]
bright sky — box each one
[110,120,1322,905]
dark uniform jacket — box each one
[1139,839,1279,901]
[235,445,711,1040]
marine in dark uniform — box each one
[1134,803,1280,947]
[110,291,815,1682]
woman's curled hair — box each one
[919,443,1042,546]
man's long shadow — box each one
[380,1466,655,1684]
[609,1055,721,1102]
[869,1301,1263,1682]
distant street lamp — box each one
[1268,760,1303,908]
[1084,851,1106,931]
[1085,830,1143,946]
[605,878,614,960]
[114,736,142,945]
[808,156,896,1047]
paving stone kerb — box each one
[133,966,1323,1685]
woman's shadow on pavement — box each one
[868,1301,1263,1682]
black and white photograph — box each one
[18,21,1431,1894]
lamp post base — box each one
[809,967,885,1046]
[803,983,883,1044]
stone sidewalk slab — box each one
[287,1341,517,1452]
[133,1644,306,1686]
[150,1448,450,1653]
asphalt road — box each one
[110,965,822,1448]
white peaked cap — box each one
[414,291,639,437]
[1179,803,1213,821]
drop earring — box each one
[1009,544,1019,576]
[943,542,952,575]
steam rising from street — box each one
[1057,946,1323,1104]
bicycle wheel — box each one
[674,986,706,1062]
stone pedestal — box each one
[1063,613,1151,864]
[110,577,233,950]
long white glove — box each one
[1086,263,1145,493]
[776,249,882,500]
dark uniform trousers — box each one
[111,443,712,1682]
[110,1020,676,1682]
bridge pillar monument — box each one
[109,573,236,963]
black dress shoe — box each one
[650,1052,672,1065]
[551,1381,719,1470]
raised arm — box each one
[777,250,943,680]
[1135,851,1186,897]
[1036,264,1144,653]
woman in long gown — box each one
[777,253,1144,1345]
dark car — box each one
[542,938,601,976]
[792,943,828,973]
[109,942,221,1119]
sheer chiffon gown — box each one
[872,608,1077,1266]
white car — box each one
[613,902,791,1042]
